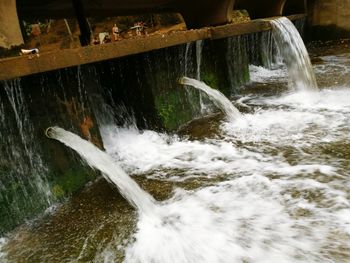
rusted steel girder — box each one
[234,0,306,18]
[283,0,306,15]
[16,0,306,30]
[16,0,235,28]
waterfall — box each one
[195,40,211,114]
[184,42,193,76]
[45,127,156,215]
[0,80,52,234]
[195,40,203,80]
[261,31,282,69]
[271,17,318,91]
[226,36,250,89]
[180,77,242,121]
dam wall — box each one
[0,30,267,233]
[0,69,101,234]
[0,1,308,234]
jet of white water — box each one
[45,126,156,215]
[179,77,242,121]
[271,17,318,91]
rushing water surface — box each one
[45,127,157,215]
[1,42,350,262]
[271,17,318,91]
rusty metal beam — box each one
[17,0,235,29]
[16,0,307,29]
[234,0,286,18]
[0,14,306,81]
[283,0,306,15]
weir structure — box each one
[0,0,309,235]
[0,0,308,81]
[15,0,306,28]
[0,14,305,81]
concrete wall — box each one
[235,0,286,18]
[0,0,23,48]
[17,0,235,29]
[308,0,350,38]
[0,68,102,234]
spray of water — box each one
[179,77,242,121]
[103,87,350,263]
[271,17,318,91]
[5,32,350,263]
[45,127,156,215]
[5,82,350,262]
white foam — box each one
[123,175,349,263]
[96,85,350,262]
[249,65,287,83]
[314,63,350,75]
[267,88,350,111]
[230,88,350,146]
[320,55,350,63]
[101,125,337,182]
[223,108,327,144]
[0,238,7,262]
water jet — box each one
[270,17,318,91]
[179,77,242,121]
[45,126,157,215]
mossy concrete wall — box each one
[0,68,102,234]
[202,37,249,96]
[0,31,253,234]
[84,38,251,132]
[308,0,350,39]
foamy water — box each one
[34,83,350,262]
[98,116,350,262]
[249,65,287,83]
[101,124,337,182]
[0,238,7,262]
[124,175,349,263]
[96,63,350,262]
[2,41,350,263]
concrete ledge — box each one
[0,14,306,81]
[210,19,271,39]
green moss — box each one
[0,171,50,234]
[242,64,250,84]
[52,185,65,199]
[201,70,219,90]
[154,89,194,131]
[50,167,96,199]
[157,100,174,127]
[155,93,178,130]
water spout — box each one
[45,127,55,138]
[270,17,318,91]
[179,77,242,122]
[177,77,185,85]
[45,126,157,215]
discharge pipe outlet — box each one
[177,77,185,85]
[45,127,55,138]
